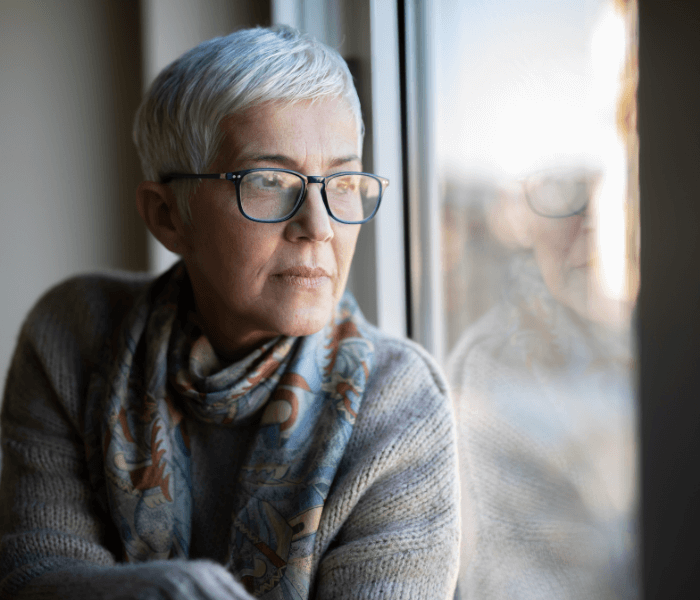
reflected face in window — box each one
[529,207,593,318]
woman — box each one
[448,172,637,598]
[0,26,460,599]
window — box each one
[403,0,640,595]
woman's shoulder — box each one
[360,326,452,428]
[4,270,156,434]
[340,292,450,407]
[30,268,154,312]
[18,269,155,376]
[33,268,154,306]
[444,302,512,382]
[370,330,448,395]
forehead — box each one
[214,98,361,169]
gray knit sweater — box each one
[0,271,460,599]
[448,255,637,599]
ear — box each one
[136,181,188,253]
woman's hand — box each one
[22,560,253,600]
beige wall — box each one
[0,1,145,390]
[0,0,390,391]
[141,0,270,273]
[0,0,269,391]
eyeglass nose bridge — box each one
[295,175,332,217]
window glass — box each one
[437,0,639,596]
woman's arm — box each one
[313,339,461,599]
[0,280,253,600]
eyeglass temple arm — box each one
[161,172,389,188]
[160,173,229,184]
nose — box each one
[284,181,334,243]
[577,186,598,231]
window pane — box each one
[437,0,639,597]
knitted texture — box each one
[83,263,381,597]
[0,271,460,600]
[447,254,638,600]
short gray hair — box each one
[133,25,364,222]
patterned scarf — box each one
[84,263,375,598]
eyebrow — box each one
[241,154,362,170]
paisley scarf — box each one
[84,263,375,598]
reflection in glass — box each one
[438,0,639,597]
[523,168,600,218]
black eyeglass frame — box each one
[522,183,590,219]
[161,168,389,224]
[520,169,601,219]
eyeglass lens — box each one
[239,170,380,222]
[524,173,593,218]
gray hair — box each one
[133,25,364,222]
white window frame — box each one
[272,0,408,340]
[401,0,444,360]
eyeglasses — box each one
[161,168,389,224]
[522,169,600,218]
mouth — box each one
[272,266,332,289]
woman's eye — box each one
[335,178,358,192]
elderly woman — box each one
[448,172,637,598]
[0,26,459,600]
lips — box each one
[276,266,329,278]
[272,266,331,288]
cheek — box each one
[190,211,280,285]
[333,226,360,279]
[532,217,584,260]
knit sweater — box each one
[0,270,460,600]
[448,254,637,599]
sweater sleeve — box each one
[313,340,461,600]
[0,279,254,600]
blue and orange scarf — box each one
[84,263,375,598]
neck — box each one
[193,302,278,364]
[183,268,278,364]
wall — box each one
[141,0,270,273]
[0,0,269,391]
[0,0,145,389]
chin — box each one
[270,302,336,338]
[266,285,340,335]
[277,317,331,338]
[551,269,590,319]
